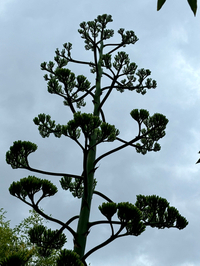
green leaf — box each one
[187,0,197,16]
[196,157,200,164]
[157,0,197,15]
[157,0,166,11]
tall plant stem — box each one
[74,41,103,259]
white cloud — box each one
[173,51,200,98]
[132,254,155,266]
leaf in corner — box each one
[157,0,166,11]
[187,0,197,16]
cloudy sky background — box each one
[1,0,200,265]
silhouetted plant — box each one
[6,14,188,265]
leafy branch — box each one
[6,140,83,179]
[83,196,188,259]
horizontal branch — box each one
[45,215,80,248]
[27,166,83,179]
[93,190,113,202]
[116,137,138,148]
[94,135,141,166]
[83,224,124,260]
[94,122,162,165]
[66,215,79,225]
[13,195,77,238]
[32,205,77,238]
[104,43,124,54]
[89,220,122,228]
[65,56,95,68]
[143,221,179,229]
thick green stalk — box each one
[74,42,103,259]
[73,144,96,259]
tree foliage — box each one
[0,208,62,265]
[0,208,33,266]
[157,0,197,16]
[6,14,188,265]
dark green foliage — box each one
[28,225,66,257]
[112,52,156,94]
[41,62,90,109]
[117,202,145,236]
[33,111,119,143]
[9,176,57,204]
[6,141,37,169]
[135,195,188,229]
[117,202,141,223]
[98,196,188,239]
[0,252,31,266]
[130,109,149,122]
[65,112,119,142]
[78,14,114,50]
[33,114,62,138]
[130,109,168,154]
[0,208,62,265]
[0,208,35,266]
[60,176,84,199]
[99,202,117,220]
[56,250,84,266]
[117,28,139,46]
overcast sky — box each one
[1,0,200,265]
